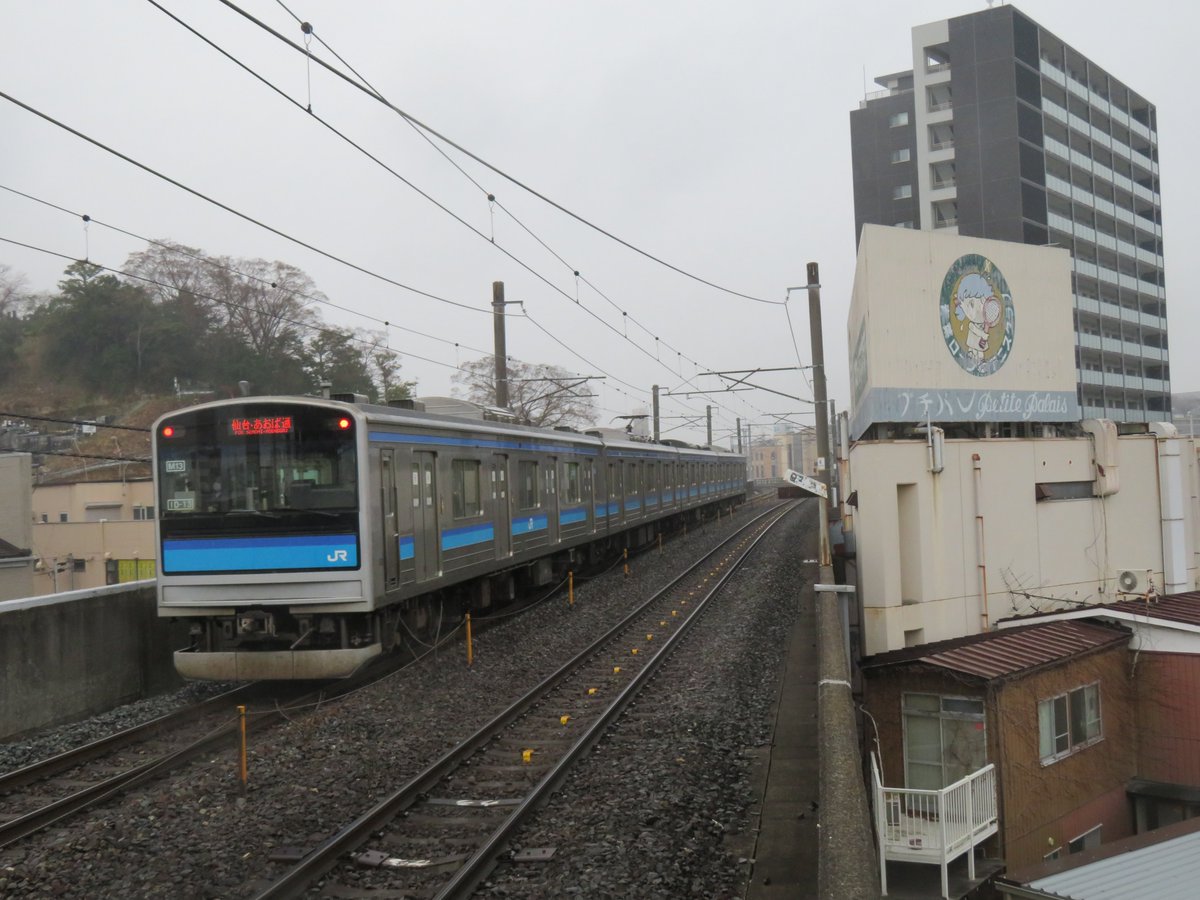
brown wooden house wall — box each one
[863,641,1137,870]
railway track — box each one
[0,657,412,851]
[253,499,797,899]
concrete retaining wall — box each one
[0,581,189,741]
[816,566,882,899]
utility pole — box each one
[807,261,832,566]
[706,406,713,448]
[493,281,509,408]
[736,417,742,453]
[652,385,661,441]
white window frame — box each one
[889,111,910,127]
[1038,682,1102,764]
[891,147,911,163]
[893,184,913,200]
[1068,824,1102,854]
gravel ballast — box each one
[0,501,815,899]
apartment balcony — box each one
[872,756,999,899]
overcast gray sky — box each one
[2,1,1194,445]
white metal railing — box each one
[872,755,998,899]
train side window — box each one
[411,464,420,508]
[628,461,639,496]
[451,459,482,519]
[518,460,540,509]
[563,461,581,504]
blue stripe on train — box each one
[162,534,359,573]
[512,514,549,536]
[399,535,414,560]
[560,507,587,526]
[441,522,496,551]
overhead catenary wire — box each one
[0,184,495,360]
[216,0,785,307]
[137,5,762,431]
[0,89,488,318]
[0,231,646,422]
[0,234,474,380]
[258,2,779,429]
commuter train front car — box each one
[153,396,746,680]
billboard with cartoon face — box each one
[848,225,1079,439]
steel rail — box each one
[436,501,797,898]
[253,499,798,899]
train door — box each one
[381,449,399,590]
[412,451,440,581]
[588,459,600,533]
[547,456,560,543]
[492,453,511,558]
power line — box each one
[0,234,470,380]
[216,0,785,307]
[0,236,628,422]
[138,5,756,430]
[0,89,488,318]
[250,3,784,428]
[1,446,149,463]
[0,410,149,432]
[0,183,495,360]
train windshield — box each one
[156,403,358,541]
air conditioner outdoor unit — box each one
[1114,568,1153,595]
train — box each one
[152,394,747,679]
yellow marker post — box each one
[672,610,679,617]
[631,648,639,655]
[523,749,534,764]
[588,687,598,695]
[646,633,654,641]
[560,714,571,726]
[660,620,667,627]
[623,547,630,578]
[237,704,248,790]
[465,612,473,667]
[569,570,574,607]
[613,666,621,674]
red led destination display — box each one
[229,416,294,436]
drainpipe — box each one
[1149,422,1188,594]
[972,453,989,630]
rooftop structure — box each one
[850,5,1167,422]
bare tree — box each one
[0,264,32,315]
[206,258,318,358]
[453,355,597,428]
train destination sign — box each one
[785,468,827,499]
[229,416,294,436]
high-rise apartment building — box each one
[850,5,1168,421]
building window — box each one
[893,184,913,200]
[895,221,914,229]
[72,558,86,572]
[40,513,48,523]
[133,505,155,521]
[891,148,911,163]
[518,460,540,510]
[903,693,987,789]
[450,459,482,519]
[889,111,910,127]
[59,512,68,523]
[1038,683,1102,763]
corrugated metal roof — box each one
[864,621,1129,681]
[1028,827,1200,899]
[1105,591,1200,628]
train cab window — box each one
[451,459,483,519]
[563,461,582,504]
[518,460,540,509]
